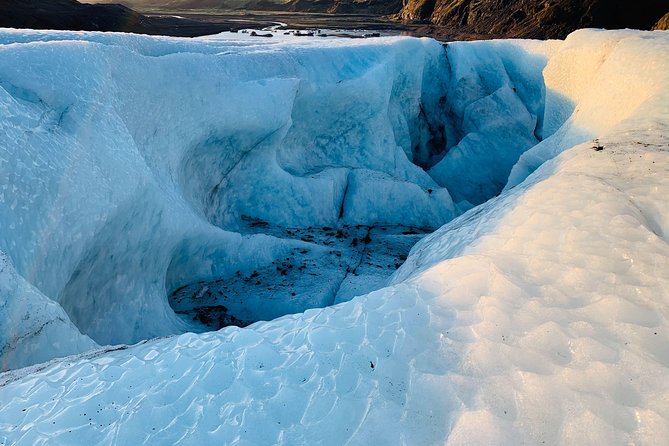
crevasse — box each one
[1,30,550,362]
[0,28,668,446]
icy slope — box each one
[507,29,669,188]
[0,28,668,445]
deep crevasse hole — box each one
[163,40,551,331]
[0,33,553,369]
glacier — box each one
[0,27,668,445]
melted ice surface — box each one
[1,29,668,445]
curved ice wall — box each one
[0,30,550,370]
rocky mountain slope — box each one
[654,12,669,30]
[0,0,142,32]
[399,0,668,39]
[0,0,234,36]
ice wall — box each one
[0,29,555,368]
[428,39,559,205]
[0,32,439,361]
[0,252,96,371]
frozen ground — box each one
[170,224,426,330]
[0,28,668,445]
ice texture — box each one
[0,28,553,361]
[0,252,96,371]
[429,39,559,205]
[0,30,465,355]
[0,28,669,445]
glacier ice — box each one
[0,31,460,352]
[0,252,96,371]
[428,39,559,205]
[0,29,551,357]
[0,27,668,445]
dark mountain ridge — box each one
[0,0,234,36]
[400,0,668,39]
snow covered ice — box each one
[0,27,668,445]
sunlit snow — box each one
[0,27,668,445]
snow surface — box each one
[0,28,668,444]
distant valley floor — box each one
[141,10,501,40]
